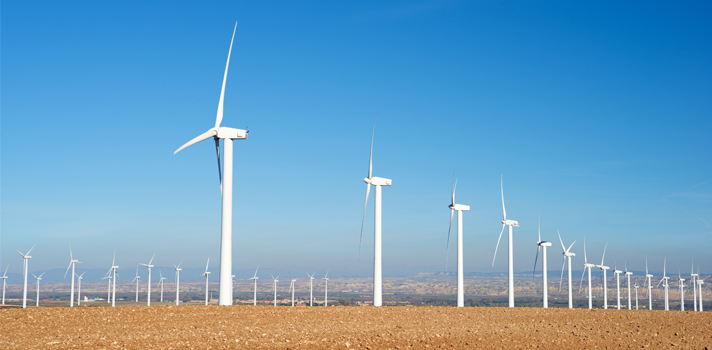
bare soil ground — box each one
[1,305,710,349]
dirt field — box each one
[1,305,710,349]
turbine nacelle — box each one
[614,269,623,274]
[449,204,470,211]
[502,219,519,227]
[538,241,552,247]
[364,177,392,186]
[584,263,596,268]
[596,265,610,270]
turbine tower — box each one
[323,271,329,307]
[64,245,82,307]
[132,267,141,302]
[557,231,576,309]
[16,245,35,309]
[174,22,248,306]
[140,254,156,306]
[691,260,698,311]
[173,262,182,306]
[580,238,595,309]
[678,272,685,311]
[106,250,119,307]
[102,275,112,303]
[249,266,259,306]
[307,272,316,306]
[446,177,470,308]
[656,258,670,311]
[76,272,85,306]
[2,265,9,305]
[645,257,653,310]
[595,244,609,309]
[634,283,639,310]
[625,261,633,310]
[271,274,279,306]
[613,260,623,310]
[202,259,211,306]
[31,272,45,307]
[359,116,392,308]
[533,216,552,308]
[159,270,166,303]
[492,176,519,308]
[697,275,704,312]
[288,272,297,307]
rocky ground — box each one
[1,305,710,349]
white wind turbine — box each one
[594,244,610,309]
[557,231,576,309]
[645,257,653,310]
[31,272,45,307]
[202,259,211,306]
[323,270,329,307]
[492,176,519,308]
[359,117,392,308]
[533,216,552,308]
[697,272,704,312]
[132,267,141,302]
[634,283,640,309]
[613,260,622,310]
[656,257,670,311]
[271,274,279,306]
[174,22,247,307]
[76,272,85,306]
[16,245,35,309]
[691,260,698,311]
[249,266,259,306]
[106,250,119,307]
[579,238,595,309]
[678,272,685,311]
[102,275,112,303]
[159,270,166,303]
[2,265,9,305]
[173,262,182,306]
[288,272,297,307]
[625,261,633,310]
[307,272,316,306]
[140,253,156,306]
[446,177,470,308]
[64,245,82,307]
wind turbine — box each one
[678,272,685,311]
[613,260,622,310]
[307,272,316,306]
[159,270,167,303]
[132,267,141,302]
[697,273,704,312]
[173,262,182,306]
[102,275,112,303]
[533,216,552,308]
[691,260,698,311]
[173,22,247,307]
[579,238,595,309]
[202,259,211,306]
[446,177,470,308]
[31,272,45,307]
[656,258,670,311]
[634,283,640,310]
[64,245,82,307]
[625,261,633,310]
[16,245,35,308]
[645,257,653,310]
[492,176,519,308]
[595,244,609,309]
[557,231,576,309]
[359,116,392,308]
[271,274,279,306]
[2,265,9,305]
[288,272,297,307]
[140,253,156,306]
[76,272,85,306]
[323,270,329,307]
[249,266,259,306]
[106,250,119,307]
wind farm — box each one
[2,2,712,349]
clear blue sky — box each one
[2,1,711,281]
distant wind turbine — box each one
[446,177,470,308]
[307,272,316,306]
[64,245,82,307]
[102,275,112,303]
[31,272,45,307]
[656,257,670,311]
[173,262,182,306]
[132,267,141,302]
[595,244,610,309]
[159,270,167,303]
[1,265,9,305]
[106,250,119,307]
[140,254,156,306]
[533,215,552,308]
[697,273,704,312]
[271,274,279,306]
[678,272,685,311]
[613,260,623,310]
[249,266,259,306]
[645,257,653,310]
[173,22,247,306]
[202,259,211,306]
[557,231,576,309]
[76,272,85,306]
[691,260,698,311]
[580,238,595,309]
[323,270,330,307]
[16,245,36,308]
[359,116,392,308]
[288,272,297,307]
[492,176,519,308]
[625,261,633,310]
[634,283,640,310]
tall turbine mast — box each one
[557,230,575,308]
[533,215,552,308]
[492,176,519,308]
[446,176,470,307]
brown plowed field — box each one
[1,305,710,349]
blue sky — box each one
[2,1,711,281]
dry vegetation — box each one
[2,305,711,349]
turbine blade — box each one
[492,224,506,267]
[254,266,259,278]
[64,261,72,279]
[3,265,9,277]
[26,244,36,256]
[325,270,329,278]
[646,256,648,275]
[359,183,371,262]
[533,246,540,278]
[174,129,218,154]
[446,209,454,270]
[584,238,587,264]
[557,230,566,252]
[214,22,237,129]
[112,249,116,267]
[368,114,376,179]
[580,268,586,294]
[567,240,576,253]
[39,272,45,278]
[663,257,666,277]
[69,244,73,261]
[205,258,210,273]
[559,256,566,294]
[500,175,506,221]
[215,137,222,190]
[16,249,24,257]
[149,253,155,266]
[452,179,458,205]
[537,213,541,243]
[600,244,607,266]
